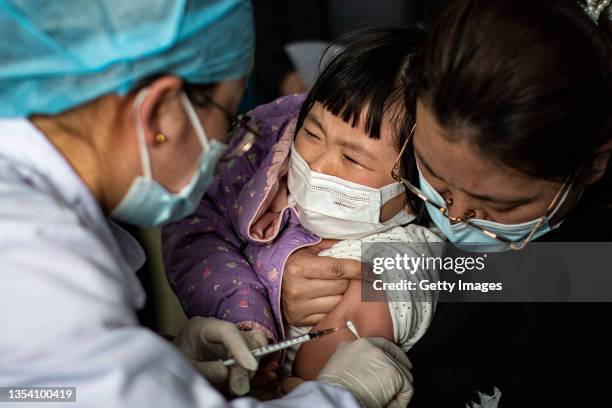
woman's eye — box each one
[423,166,441,181]
[488,204,520,213]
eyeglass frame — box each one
[391,124,574,250]
[184,86,264,161]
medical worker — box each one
[0,1,413,407]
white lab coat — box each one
[0,119,359,408]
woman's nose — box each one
[445,192,482,223]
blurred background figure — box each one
[246,0,454,108]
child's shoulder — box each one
[400,224,446,243]
[240,94,307,153]
[363,224,446,243]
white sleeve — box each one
[232,383,359,408]
[379,226,445,351]
[0,189,358,408]
[320,226,445,352]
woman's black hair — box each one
[407,0,611,203]
[296,25,427,151]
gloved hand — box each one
[317,337,414,408]
[173,317,268,396]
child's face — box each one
[294,102,406,221]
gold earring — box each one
[155,133,167,144]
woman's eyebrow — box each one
[415,148,535,205]
[472,192,535,206]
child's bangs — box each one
[296,25,425,147]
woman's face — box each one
[294,102,405,221]
[147,78,245,194]
[107,76,244,213]
[413,99,569,224]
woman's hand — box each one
[173,317,267,396]
[281,240,361,326]
[318,338,414,408]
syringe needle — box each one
[222,325,350,366]
[309,326,345,338]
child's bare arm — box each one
[293,279,394,380]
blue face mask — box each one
[417,165,572,252]
[110,89,227,227]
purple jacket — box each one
[162,94,319,341]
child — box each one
[162,26,443,381]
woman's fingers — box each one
[251,212,278,239]
[284,277,349,300]
[282,245,362,325]
[284,251,361,282]
[301,256,362,280]
[367,337,413,374]
[297,313,328,326]
[243,328,268,350]
[194,360,229,383]
[308,238,340,252]
[282,295,343,326]
[306,278,350,297]
[199,320,258,371]
[281,242,361,325]
[298,295,343,316]
[228,365,250,396]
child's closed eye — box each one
[343,154,362,166]
[304,128,321,141]
[343,153,372,171]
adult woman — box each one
[283,0,611,406]
[400,1,611,406]
[0,1,412,407]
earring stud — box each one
[155,133,167,144]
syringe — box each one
[222,326,343,366]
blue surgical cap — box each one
[0,0,254,117]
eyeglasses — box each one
[184,86,263,161]
[391,124,573,250]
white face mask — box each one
[287,144,414,239]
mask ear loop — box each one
[180,92,210,153]
[134,88,153,180]
[380,181,408,204]
[509,174,575,250]
[545,175,575,221]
